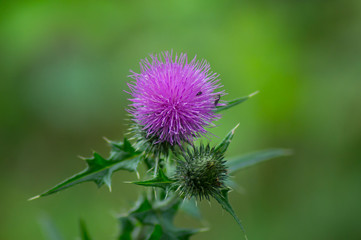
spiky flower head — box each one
[173,144,228,200]
[127,52,224,147]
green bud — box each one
[173,144,228,200]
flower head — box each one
[127,52,224,146]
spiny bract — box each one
[173,144,228,200]
[127,51,225,147]
[129,123,177,157]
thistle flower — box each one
[173,144,228,200]
[127,52,224,147]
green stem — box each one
[154,154,160,177]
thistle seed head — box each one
[173,144,228,200]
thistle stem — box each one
[154,154,159,177]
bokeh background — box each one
[1,1,361,239]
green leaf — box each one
[118,195,154,239]
[214,91,259,113]
[213,188,248,240]
[215,124,239,154]
[118,216,134,240]
[79,219,92,240]
[128,195,154,223]
[39,215,64,240]
[227,148,292,174]
[118,195,204,240]
[131,169,175,190]
[29,138,141,200]
[147,224,163,240]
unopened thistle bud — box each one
[173,144,228,200]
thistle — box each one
[174,144,228,200]
[31,51,290,240]
[127,51,224,147]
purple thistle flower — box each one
[127,51,225,146]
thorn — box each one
[136,171,140,179]
[283,149,294,155]
[249,90,259,97]
[103,137,111,143]
[78,155,86,160]
[154,187,157,200]
[199,228,210,233]
[231,123,240,134]
[28,195,40,201]
[147,167,154,174]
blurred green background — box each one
[1,0,361,239]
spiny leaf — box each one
[169,228,206,240]
[214,91,259,113]
[227,148,292,174]
[117,196,152,240]
[147,224,163,240]
[29,138,141,200]
[79,219,92,240]
[131,169,175,190]
[128,195,154,223]
[119,195,203,240]
[118,216,134,240]
[215,124,239,154]
[213,188,248,240]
